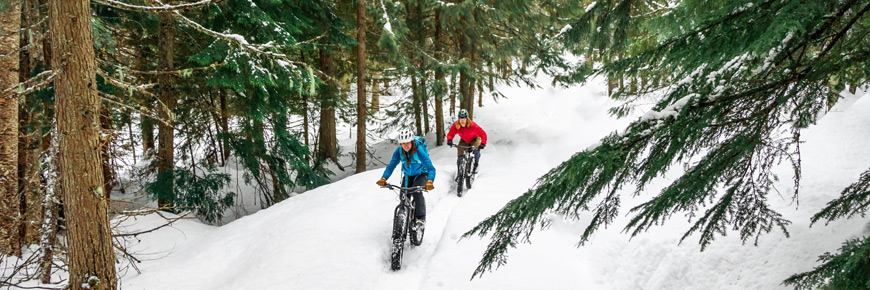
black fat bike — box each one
[450,144,477,197]
[382,182,426,271]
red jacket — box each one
[446,120,487,145]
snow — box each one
[6,77,870,289]
[640,93,696,122]
[586,2,597,13]
[381,0,394,35]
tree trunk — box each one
[355,0,366,173]
[371,76,380,113]
[0,0,21,257]
[450,73,456,116]
[219,92,230,163]
[318,47,339,164]
[100,106,114,200]
[39,138,58,284]
[434,8,445,146]
[48,0,118,288]
[157,11,176,208]
[19,0,44,248]
[141,113,155,154]
[412,75,422,135]
[422,77,429,134]
[458,24,473,119]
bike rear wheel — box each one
[465,159,474,189]
[390,205,408,270]
[456,158,466,197]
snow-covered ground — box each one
[9,77,870,289]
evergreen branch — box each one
[150,0,330,81]
[92,0,216,12]
[811,167,870,225]
[99,59,224,75]
[0,70,56,99]
[98,91,171,127]
[96,69,157,97]
[783,236,870,290]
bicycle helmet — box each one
[396,129,415,143]
[458,109,468,119]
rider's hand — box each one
[426,180,434,191]
[447,140,454,147]
[377,177,387,187]
[478,144,486,150]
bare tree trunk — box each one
[355,0,366,173]
[450,73,456,116]
[0,0,21,257]
[100,106,114,200]
[422,77,429,134]
[371,75,380,113]
[157,11,176,208]
[412,75,422,135]
[38,136,58,284]
[141,113,155,154]
[48,0,118,288]
[434,8,445,146]
[318,47,339,165]
[19,0,45,248]
[219,92,230,163]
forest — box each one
[1,0,869,289]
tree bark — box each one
[18,0,45,247]
[157,11,176,208]
[141,113,155,154]
[371,76,380,113]
[100,106,114,200]
[355,0,366,173]
[412,75,421,135]
[0,0,21,257]
[434,8,445,146]
[318,47,339,164]
[48,0,118,288]
[219,92,230,163]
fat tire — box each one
[390,205,408,270]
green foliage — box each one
[465,0,870,279]
[812,168,870,225]
[784,236,870,290]
[144,167,236,223]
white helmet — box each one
[396,129,415,143]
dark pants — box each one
[456,137,481,169]
[403,173,427,221]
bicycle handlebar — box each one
[382,183,426,192]
[449,144,478,150]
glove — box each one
[447,140,454,147]
[426,180,434,191]
[478,144,486,150]
[377,177,387,187]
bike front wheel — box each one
[391,205,408,270]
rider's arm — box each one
[382,147,401,179]
[477,123,487,145]
[446,122,458,142]
[418,150,436,181]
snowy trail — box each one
[99,78,870,290]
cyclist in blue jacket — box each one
[377,129,436,228]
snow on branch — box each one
[93,0,215,12]
[0,70,55,99]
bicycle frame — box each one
[383,182,426,270]
[451,144,478,196]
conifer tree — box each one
[465,0,870,283]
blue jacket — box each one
[382,146,436,182]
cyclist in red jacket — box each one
[446,109,487,174]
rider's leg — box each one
[409,174,428,221]
[457,139,470,172]
[471,137,482,171]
